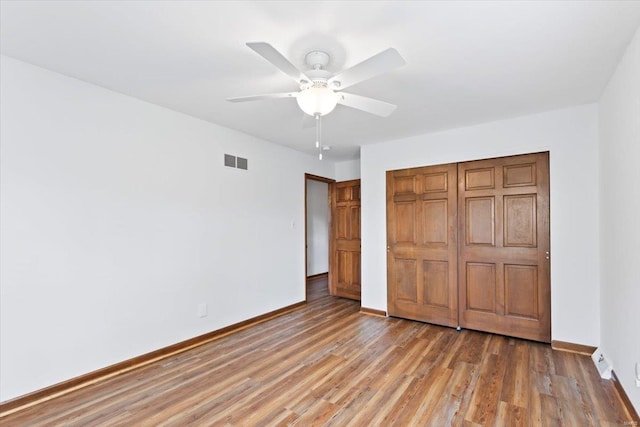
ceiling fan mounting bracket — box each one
[303,51,340,87]
[305,51,330,70]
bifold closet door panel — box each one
[386,163,458,327]
[457,152,550,343]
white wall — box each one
[361,104,600,346]
[0,56,334,401]
[598,26,640,411]
[334,159,361,181]
[306,180,329,276]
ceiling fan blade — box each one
[246,42,310,84]
[328,48,405,90]
[337,92,397,117]
[226,92,298,102]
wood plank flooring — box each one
[2,277,634,426]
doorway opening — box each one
[305,173,334,301]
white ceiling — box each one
[2,1,640,161]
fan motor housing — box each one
[304,69,332,86]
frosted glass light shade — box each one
[296,85,339,116]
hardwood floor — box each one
[2,277,634,426]
[307,274,330,301]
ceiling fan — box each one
[227,42,406,118]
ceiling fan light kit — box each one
[296,84,339,116]
[227,42,406,159]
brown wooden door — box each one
[329,179,361,301]
[458,152,550,342]
[386,164,458,327]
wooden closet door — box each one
[329,180,361,301]
[458,152,550,342]
[387,164,458,327]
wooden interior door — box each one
[386,164,458,327]
[329,179,361,301]
[458,152,550,342]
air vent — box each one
[224,154,236,168]
[224,154,248,171]
[237,157,248,170]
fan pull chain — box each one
[315,114,323,160]
[315,114,320,148]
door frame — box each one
[304,173,335,302]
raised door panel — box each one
[422,200,448,245]
[351,252,361,288]
[395,259,418,303]
[350,206,361,240]
[337,250,349,287]
[395,202,417,244]
[504,194,537,247]
[465,168,495,190]
[336,207,349,240]
[465,262,497,313]
[424,172,448,193]
[352,184,361,201]
[334,250,361,300]
[394,176,416,194]
[504,163,536,187]
[466,197,495,246]
[423,260,449,308]
[504,264,538,320]
[336,186,351,202]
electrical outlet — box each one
[635,362,640,388]
[198,303,208,318]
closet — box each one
[386,152,550,342]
